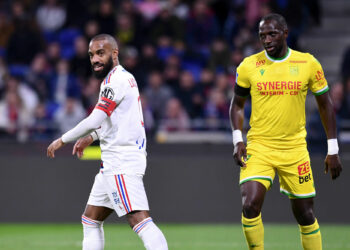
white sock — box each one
[133,217,168,250]
[81,215,104,250]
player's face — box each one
[259,19,288,58]
[88,39,115,79]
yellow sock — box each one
[299,219,322,250]
[242,213,264,250]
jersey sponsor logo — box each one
[256,60,265,67]
[289,66,299,76]
[298,161,310,175]
[257,81,302,95]
[101,87,115,100]
[298,161,312,184]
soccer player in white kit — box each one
[47,34,168,250]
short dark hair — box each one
[91,34,118,49]
[261,13,288,30]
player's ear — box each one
[112,48,119,61]
[283,28,289,39]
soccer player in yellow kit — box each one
[230,14,342,250]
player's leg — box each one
[127,210,168,250]
[291,198,322,250]
[105,174,168,250]
[82,173,114,250]
[239,147,275,250]
[241,181,267,250]
[278,150,321,250]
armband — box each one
[327,138,339,155]
[234,84,250,97]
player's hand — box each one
[233,142,247,167]
[324,154,342,180]
[73,135,93,158]
[47,138,64,158]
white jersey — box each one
[94,65,147,175]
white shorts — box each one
[87,172,149,217]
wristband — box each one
[90,131,99,141]
[232,130,243,146]
[327,138,339,155]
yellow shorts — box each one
[239,145,316,199]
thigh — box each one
[277,151,316,199]
[103,174,150,217]
[87,173,115,210]
[83,205,113,221]
[240,149,276,190]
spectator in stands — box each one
[83,20,100,42]
[36,0,66,33]
[70,36,91,81]
[176,70,203,119]
[48,59,80,106]
[204,88,230,129]
[143,70,173,122]
[53,97,85,136]
[31,102,55,140]
[81,76,100,114]
[140,93,155,133]
[169,0,189,20]
[197,68,214,99]
[25,53,50,101]
[0,12,14,52]
[0,76,38,141]
[159,97,190,131]
[115,13,138,46]
[6,19,43,65]
[136,0,163,22]
[46,42,61,69]
[121,46,147,91]
[94,0,115,35]
[149,4,184,44]
[208,38,230,72]
[186,0,219,58]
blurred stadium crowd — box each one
[0,0,349,143]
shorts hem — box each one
[280,189,316,199]
[239,176,273,186]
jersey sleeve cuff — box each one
[313,86,329,96]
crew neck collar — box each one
[265,48,291,62]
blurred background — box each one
[0,0,349,224]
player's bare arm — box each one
[229,95,247,167]
[315,92,343,179]
[47,137,65,158]
[73,135,94,158]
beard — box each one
[92,56,114,79]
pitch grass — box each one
[0,223,349,249]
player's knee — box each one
[82,215,103,228]
[242,200,262,218]
[295,209,315,225]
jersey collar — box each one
[265,48,291,62]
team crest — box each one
[101,87,115,100]
[290,66,299,76]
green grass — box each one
[0,223,349,249]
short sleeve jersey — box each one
[95,65,147,175]
[235,48,328,150]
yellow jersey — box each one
[236,48,329,150]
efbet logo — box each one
[298,161,312,184]
[260,69,265,76]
